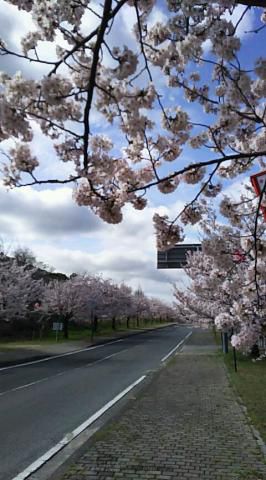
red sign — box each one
[250,171,266,220]
[232,250,246,263]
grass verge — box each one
[0,321,171,347]
[223,348,266,444]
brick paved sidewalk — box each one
[60,330,266,480]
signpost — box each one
[157,244,202,269]
[52,322,63,342]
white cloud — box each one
[221,176,251,201]
[80,1,102,36]
[0,0,35,48]
[0,184,103,242]
[33,242,186,303]
[0,178,196,302]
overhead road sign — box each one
[157,244,202,269]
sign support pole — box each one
[233,346,237,372]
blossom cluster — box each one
[0,0,265,250]
[153,213,184,251]
[174,198,266,354]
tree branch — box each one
[49,0,128,76]
[83,0,113,170]
[238,0,266,7]
[17,175,81,187]
[129,150,266,193]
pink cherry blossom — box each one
[0,0,265,252]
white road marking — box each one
[11,375,146,480]
[0,325,175,372]
[85,348,129,367]
[0,338,124,372]
[161,331,192,362]
[12,378,49,391]
[0,348,130,397]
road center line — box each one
[161,331,192,362]
[0,338,125,372]
[11,375,146,480]
[0,347,130,397]
[85,347,129,366]
[0,325,176,373]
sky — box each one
[0,1,264,303]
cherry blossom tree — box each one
[0,248,178,340]
[84,274,112,335]
[85,276,122,331]
[149,297,176,324]
[116,282,134,328]
[174,198,266,353]
[0,1,265,249]
[13,246,37,267]
[104,281,133,330]
[0,255,43,331]
[132,287,151,326]
[43,274,89,338]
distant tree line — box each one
[0,247,176,340]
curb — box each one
[0,323,174,368]
[32,367,158,480]
[28,330,192,480]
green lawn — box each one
[0,320,171,347]
[223,348,266,443]
[0,326,89,346]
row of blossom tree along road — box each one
[174,189,266,355]
[0,253,176,340]
[0,0,265,249]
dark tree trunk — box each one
[112,316,116,330]
[126,316,130,329]
[251,343,260,358]
[63,316,69,339]
[90,317,94,342]
[136,315,140,328]
[93,314,98,333]
[39,322,44,340]
[90,313,97,342]
[222,332,229,354]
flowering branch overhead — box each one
[0,0,265,246]
[239,1,266,6]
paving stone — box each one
[60,330,266,480]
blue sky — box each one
[0,1,265,302]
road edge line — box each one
[161,331,192,363]
[0,348,130,397]
[0,339,124,372]
[0,324,175,372]
[11,375,146,480]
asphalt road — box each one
[0,325,191,480]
